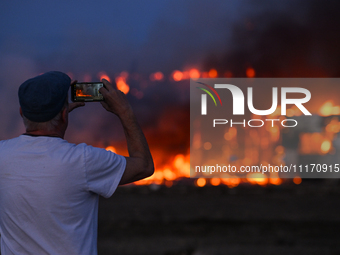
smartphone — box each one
[71,82,104,102]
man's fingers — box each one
[99,86,109,97]
[101,78,115,91]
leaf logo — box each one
[196,82,222,106]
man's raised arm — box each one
[99,79,154,185]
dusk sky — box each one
[0,0,247,75]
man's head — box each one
[18,71,71,136]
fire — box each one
[269,171,282,185]
[293,176,302,185]
[196,178,206,187]
[246,173,268,186]
[208,69,218,78]
[286,105,303,117]
[210,178,221,186]
[150,71,164,81]
[97,71,130,94]
[325,117,340,133]
[76,90,91,97]
[95,73,340,188]
[105,146,117,153]
[300,133,332,154]
[319,100,340,116]
[220,176,241,188]
[133,153,191,186]
[172,70,183,81]
[246,67,256,78]
[115,74,130,94]
[224,127,237,141]
[98,71,111,82]
[321,139,331,154]
[189,68,200,79]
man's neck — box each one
[24,130,64,139]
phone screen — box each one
[72,82,104,101]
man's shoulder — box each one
[0,135,110,155]
[0,135,23,146]
[0,135,80,151]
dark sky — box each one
[0,0,247,75]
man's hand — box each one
[99,79,133,118]
[99,79,154,185]
[69,80,85,113]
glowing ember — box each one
[150,71,164,81]
[208,69,218,78]
[325,117,340,133]
[189,68,200,79]
[246,67,256,78]
[246,173,268,186]
[293,176,302,185]
[321,140,331,154]
[210,178,221,186]
[172,70,183,81]
[196,178,206,187]
[224,127,237,141]
[220,177,241,188]
[115,75,130,94]
[319,100,340,116]
[269,171,282,185]
[98,71,111,82]
[319,101,334,116]
[300,133,333,155]
[105,146,117,153]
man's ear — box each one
[19,107,23,117]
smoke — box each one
[203,0,340,77]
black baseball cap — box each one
[18,71,71,122]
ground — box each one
[97,180,340,255]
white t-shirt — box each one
[0,135,126,255]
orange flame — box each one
[150,71,164,81]
[300,133,333,155]
[76,90,91,97]
[196,178,206,187]
[208,69,218,78]
[98,71,111,82]
[189,68,200,79]
[96,67,340,188]
[172,70,183,81]
[246,173,268,186]
[115,74,130,94]
[246,67,255,78]
[105,146,117,153]
[293,176,302,185]
[319,100,340,116]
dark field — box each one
[98,180,340,255]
